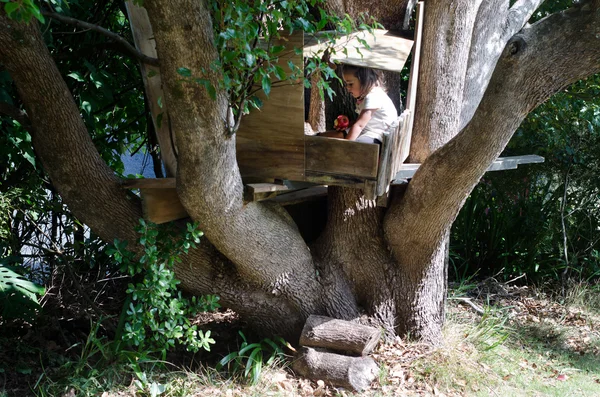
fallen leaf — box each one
[557,374,569,381]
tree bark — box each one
[410,1,483,161]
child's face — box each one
[343,72,362,99]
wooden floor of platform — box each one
[121,155,544,224]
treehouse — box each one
[236,26,419,199]
[123,2,544,224]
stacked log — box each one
[292,315,381,392]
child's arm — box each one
[346,109,374,140]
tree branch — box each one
[387,0,600,260]
[410,0,484,161]
[41,11,159,66]
[507,0,546,33]
[459,0,545,130]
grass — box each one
[3,282,600,396]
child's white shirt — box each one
[356,86,398,142]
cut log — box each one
[299,315,381,356]
[292,347,379,392]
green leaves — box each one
[216,331,288,385]
[176,67,192,78]
[109,220,218,356]
[2,0,45,23]
[0,260,46,322]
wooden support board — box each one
[122,154,543,223]
[273,186,328,206]
[123,179,292,223]
[243,183,289,202]
[139,188,188,224]
[305,136,379,179]
[125,2,178,177]
[391,155,545,183]
[401,1,424,163]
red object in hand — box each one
[334,115,350,131]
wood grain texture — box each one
[304,171,374,189]
[292,347,379,392]
[299,315,381,356]
[305,136,379,178]
[140,188,188,224]
[392,154,545,181]
[236,33,305,181]
[243,183,289,202]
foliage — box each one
[216,331,289,385]
[1,0,45,24]
[451,73,600,283]
[0,259,45,322]
[108,220,219,357]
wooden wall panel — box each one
[236,33,305,182]
[305,136,379,179]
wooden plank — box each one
[304,30,413,73]
[126,3,178,177]
[273,186,329,206]
[305,171,375,189]
[375,121,395,197]
[391,155,546,183]
[130,181,293,224]
[305,136,379,179]
[236,33,305,181]
[392,110,412,175]
[405,3,424,116]
[121,178,176,189]
[376,115,405,197]
[243,183,289,202]
[140,188,188,224]
[393,3,423,169]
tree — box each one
[1,0,600,345]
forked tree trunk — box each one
[2,0,600,348]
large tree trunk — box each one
[2,0,600,347]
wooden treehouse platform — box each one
[121,154,544,224]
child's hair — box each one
[340,65,384,98]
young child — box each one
[319,65,398,144]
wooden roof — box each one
[303,29,414,73]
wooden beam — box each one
[125,2,178,176]
[391,155,545,183]
[305,136,379,179]
[140,188,187,224]
[121,177,176,189]
[273,186,328,206]
[243,183,289,202]
[305,171,376,190]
